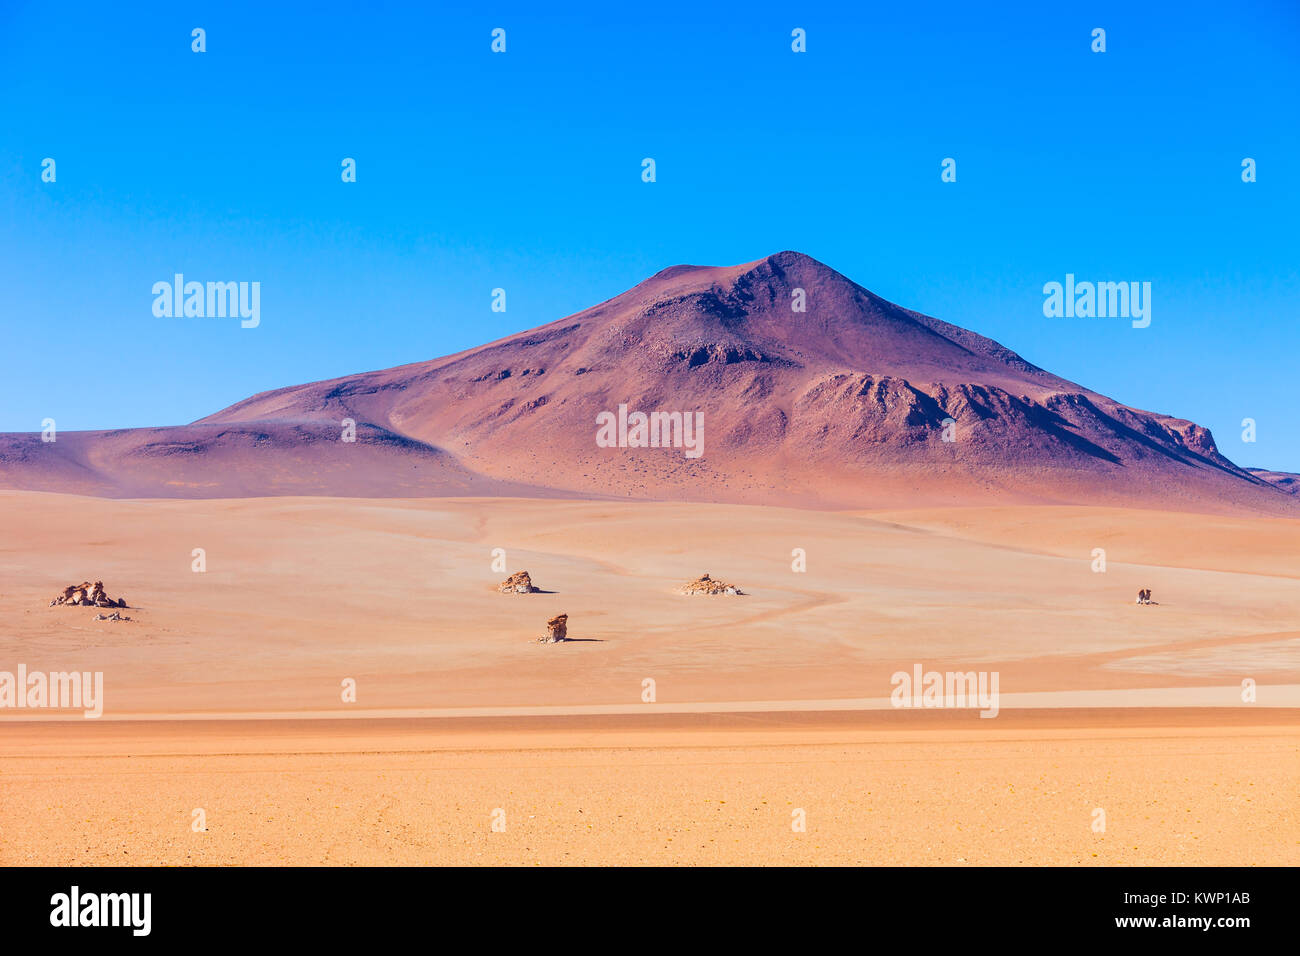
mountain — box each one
[1246,468,1300,497]
[1,251,1293,512]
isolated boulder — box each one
[50,580,129,609]
[539,613,568,643]
[678,573,743,596]
[499,571,539,594]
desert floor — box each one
[1,491,1297,864]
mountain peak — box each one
[749,249,828,272]
[645,250,839,290]
[730,249,850,290]
[1,253,1293,514]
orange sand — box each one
[1,491,1297,864]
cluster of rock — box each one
[498,571,539,594]
[498,570,562,641]
[678,573,743,596]
[94,611,131,622]
[538,613,568,643]
[49,581,128,609]
[523,571,745,646]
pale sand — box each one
[1,712,1296,866]
[4,492,1300,714]
[2,491,1298,864]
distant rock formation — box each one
[499,570,539,594]
[49,581,128,609]
[678,573,742,596]
[539,613,568,643]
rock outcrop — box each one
[678,573,742,596]
[499,570,539,594]
[93,611,131,622]
[539,613,568,643]
[49,581,128,609]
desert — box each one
[1,253,1297,866]
[1,490,1298,865]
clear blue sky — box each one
[3,1,1297,470]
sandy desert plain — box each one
[1,491,1298,866]
[1,253,1298,866]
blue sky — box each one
[2,0,1298,470]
